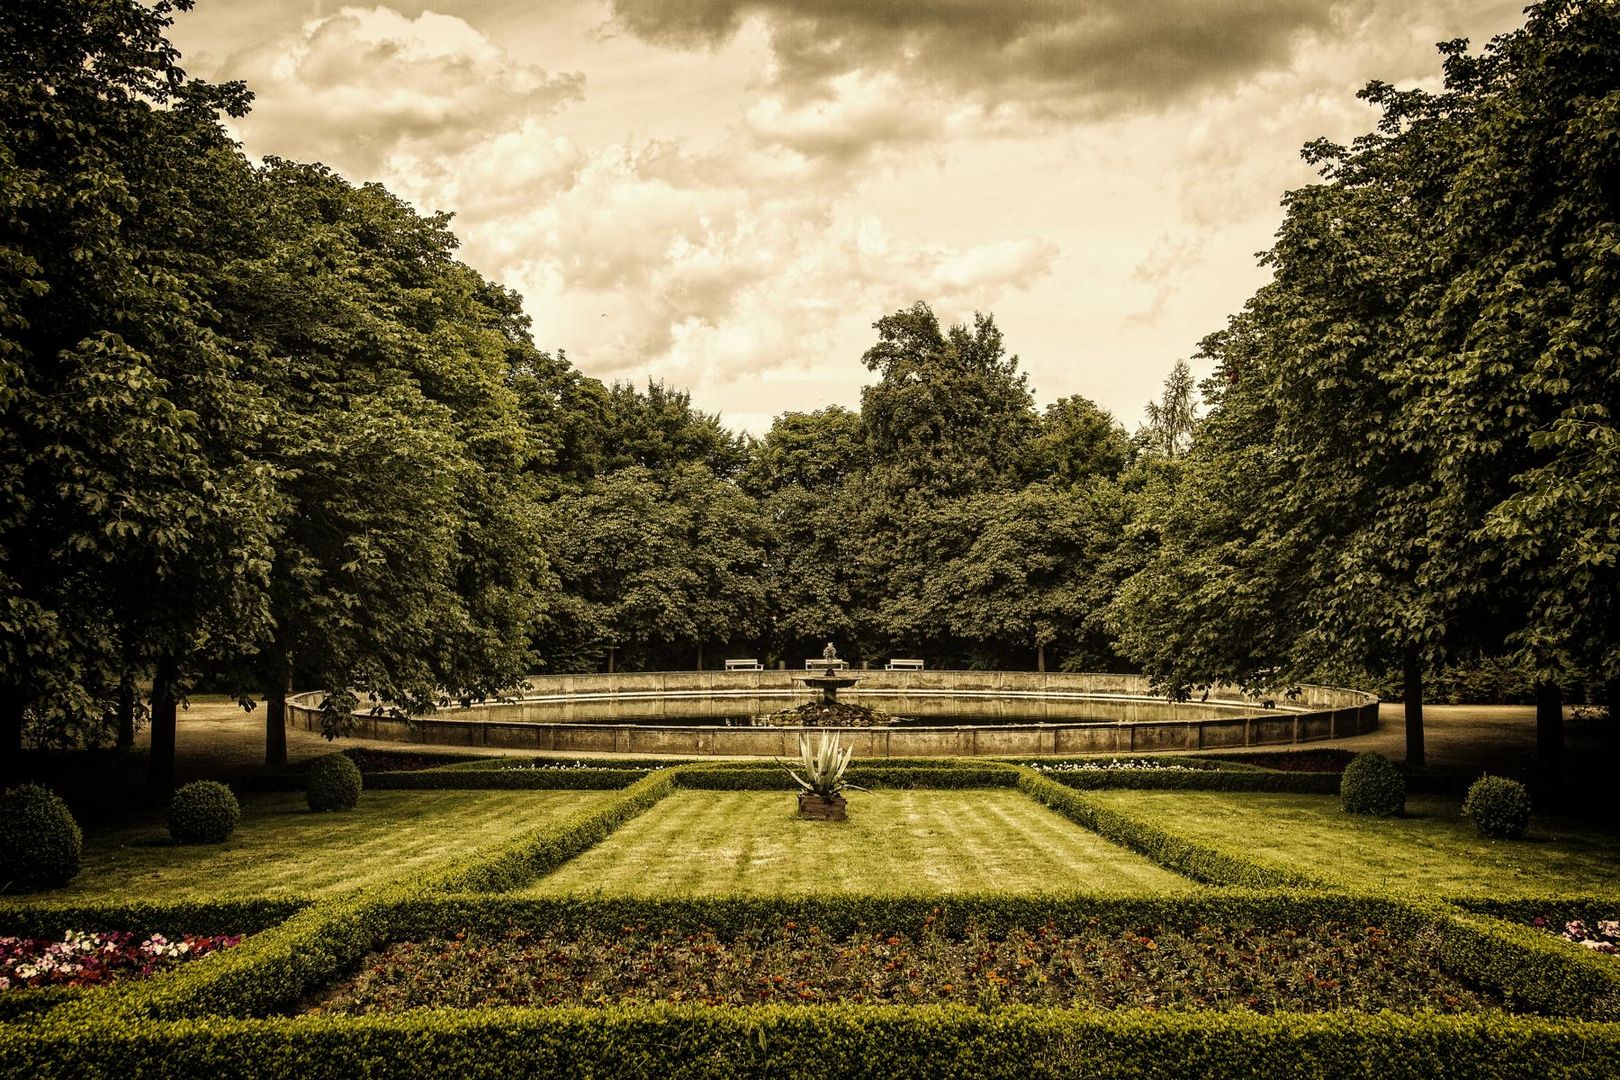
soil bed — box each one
[310,920,1509,1015]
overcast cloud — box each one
[170,0,1528,432]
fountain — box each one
[777,643,892,727]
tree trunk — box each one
[115,670,136,750]
[696,643,704,671]
[1535,678,1564,791]
[1402,648,1425,769]
[146,659,178,788]
[1,688,23,777]
[1606,677,1620,746]
[606,646,616,674]
[1036,643,1047,673]
[264,655,290,768]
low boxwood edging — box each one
[366,768,649,791]
[377,889,1435,941]
[1013,769,1318,889]
[4,1004,1619,1079]
[1036,768,1341,794]
[0,898,311,940]
[673,766,1019,791]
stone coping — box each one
[287,672,1378,758]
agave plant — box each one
[784,732,867,798]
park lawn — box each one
[1086,790,1620,899]
[522,789,1196,897]
[16,790,610,902]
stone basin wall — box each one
[286,671,1378,758]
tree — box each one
[859,302,1038,497]
[543,466,767,670]
[740,407,866,497]
[0,0,275,780]
[1140,361,1198,460]
[1021,395,1131,487]
[214,161,551,762]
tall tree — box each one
[859,301,1038,497]
[0,0,275,780]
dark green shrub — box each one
[1463,774,1531,838]
[168,782,241,844]
[306,753,363,812]
[0,784,82,890]
[1340,752,1405,816]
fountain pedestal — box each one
[796,672,860,705]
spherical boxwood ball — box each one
[1340,751,1405,817]
[306,753,363,812]
[1463,774,1532,839]
[168,781,241,844]
[0,784,83,890]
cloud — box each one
[608,0,1377,116]
[229,6,584,175]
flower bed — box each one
[310,919,1506,1016]
[1533,917,1620,955]
[0,930,242,990]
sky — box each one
[167,0,1529,434]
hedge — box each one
[378,889,1429,941]
[1013,768,1318,888]
[1036,768,1340,794]
[5,1005,1620,1079]
[367,768,649,791]
[0,898,311,939]
[673,766,1019,791]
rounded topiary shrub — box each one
[1340,751,1405,816]
[0,784,82,890]
[306,753,363,812]
[168,781,241,844]
[1463,774,1532,839]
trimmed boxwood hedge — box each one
[1038,768,1341,794]
[1013,768,1318,889]
[673,766,1020,791]
[367,768,649,791]
[6,1001,1620,1079]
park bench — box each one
[886,658,924,671]
[724,658,764,671]
[804,658,849,673]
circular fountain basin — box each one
[288,671,1379,758]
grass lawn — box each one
[8,790,609,902]
[522,789,1196,897]
[1086,790,1620,898]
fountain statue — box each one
[798,642,860,705]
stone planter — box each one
[797,792,847,821]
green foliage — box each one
[305,754,363,813]
[675,766,1019,791]
[0,783,82,891]
[1340,753,1406,817]
[1041,767,1340,794]
[1463,775,1532,839]
[783,732,857,797]
[1014,770,1315,888]
[368,768,647,791]
[166,782,240,845]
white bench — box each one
[724,658,764,672]
[804,659,849,673]
[885,658,924,671]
